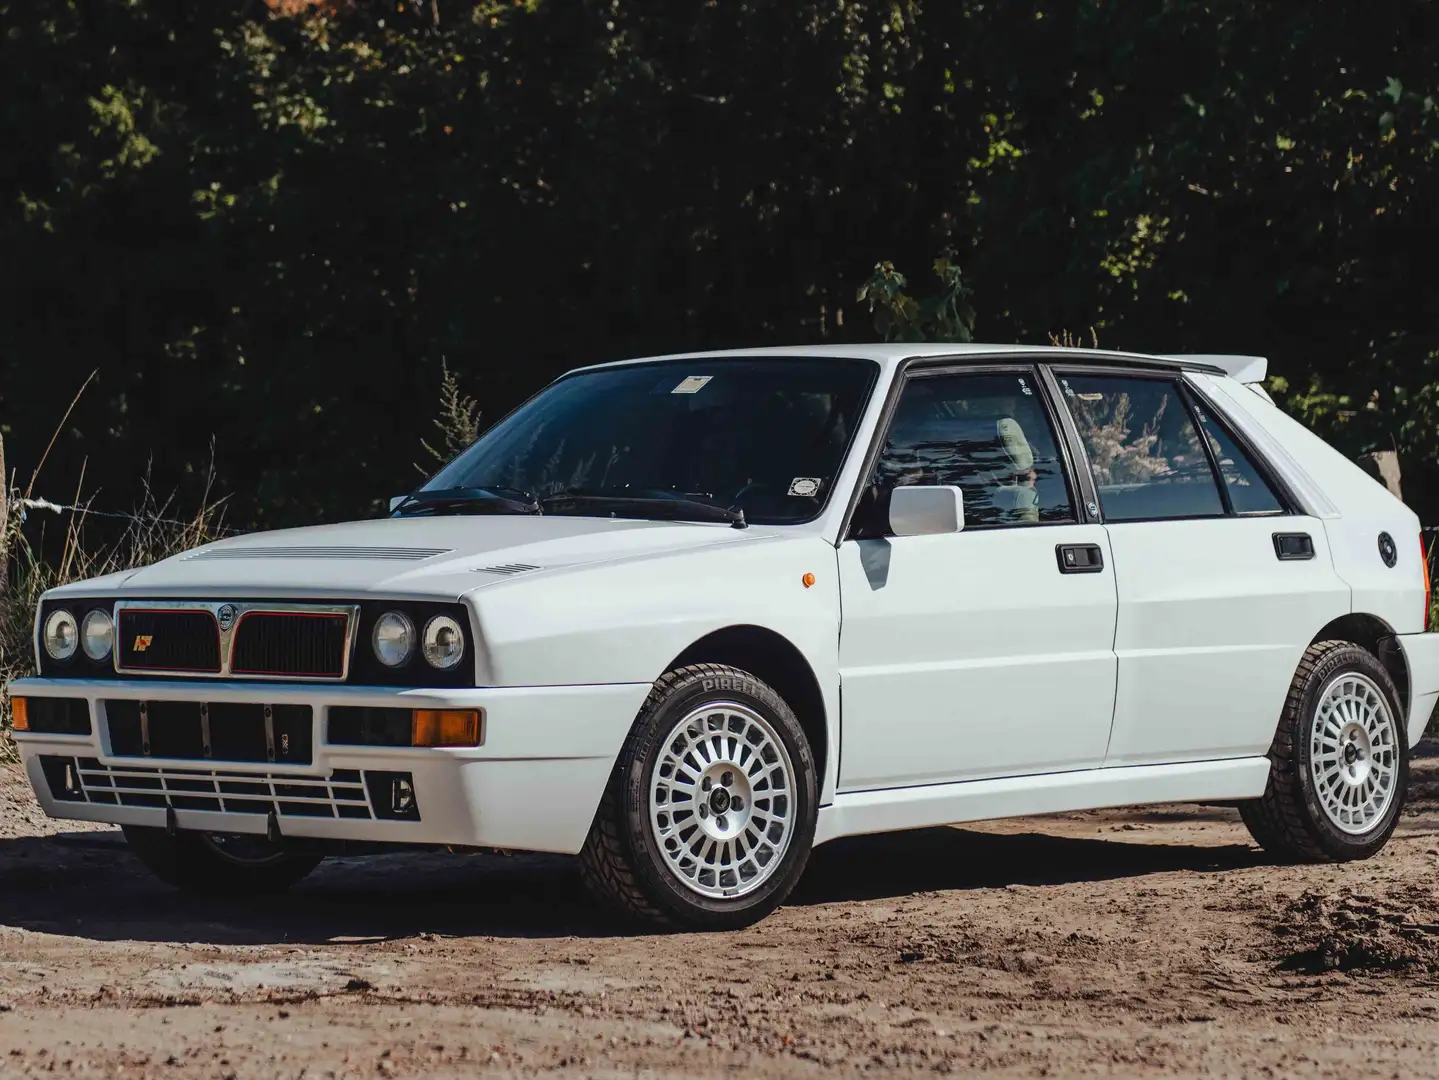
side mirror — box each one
[388,495,407,512]
[889,485,965,536]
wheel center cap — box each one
[710,788,731,814]
[1344,743,1359,765]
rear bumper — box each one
[1397,632,1439,746]
[8,677,649,854]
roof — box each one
[569,343,1259,379]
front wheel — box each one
[580,664,818,930]
[122,825,323,895]
[1240,640,1409,862]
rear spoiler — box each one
[1158,354,1268,385]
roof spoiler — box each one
[1158,354,1268,385]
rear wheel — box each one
[579,664,818,930]
[1240,640,1408,862]
[122,825,323,895]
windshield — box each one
[422,357,879,525]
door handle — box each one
[1056,544,1104,574]
[1273,532,1315,561]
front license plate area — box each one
[105,701,313,765]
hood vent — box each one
[185,546,452,562]
[471,563,542,576]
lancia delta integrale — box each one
[11,345,1438,928]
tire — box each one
[1240,640,1409,862]
[121,825,323,895]
[579,663,818,930]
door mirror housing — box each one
[889,485,965,536]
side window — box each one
[1057,374,1225,523]
[874,371,1075,529]
[1190,401,1286,515]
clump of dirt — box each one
[850,919,1106,972]
[1269,887,1439,975]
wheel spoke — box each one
[1307,670,1398,835]
[647,699,798,902]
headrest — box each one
[996,417,1035,472]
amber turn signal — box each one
[802,572,816,589]
[411,708,482,747]
[10,697,28,732]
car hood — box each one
[59,515,777,601]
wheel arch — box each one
[1310,612,1410,720]
[666,625,829,792]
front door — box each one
[836,368,1120,792]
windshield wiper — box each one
[541,488,747,529]
[393,487,540,517]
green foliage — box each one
[5,2,1439,525]
[858,256,975,343]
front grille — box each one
[41,756,380,819]
[106,700,313,764]
[117,609,222,673]
[231,613,348,678]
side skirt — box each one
[812,757,1271,846]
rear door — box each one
[1049,367,1351,767]
[836,365,1118,791]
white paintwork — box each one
[1101,516,1350,765]
[14,341,1439,863]
[1398,631,1439,746]
[12,676,650,852]
[1159,354,1268,384]
[836,525,1117,790]
[1197,371,1426,635]
[888,485,965,536]
[815,757,1273,845]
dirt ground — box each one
[3,754,1439,1079]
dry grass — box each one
[1,385,228,757]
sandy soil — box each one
[3,752,1439,1078]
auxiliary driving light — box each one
[411,708,482,747]
[421,614,465,670]
[372,610,416,668]
[81,608,114,662]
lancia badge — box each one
[217,604,239,631]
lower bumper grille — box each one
[105,700,313,765]
[42,757,380,820]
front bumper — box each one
[8,677,650,854]
[1398,631,1439,746]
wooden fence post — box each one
[1356,450,1403,502]
[0,431,8,598]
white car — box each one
[11,344,1438,928]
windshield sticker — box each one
[671,375,714,395]
[788,477,821,497]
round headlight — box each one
[81,608,114,662]
[43,609,79,662]
[372,611,415,668]
[422,614,465,670]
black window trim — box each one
[834,350,1240,543]
[1046,363,1296,526]
[841,362,1086,539]
[1179,375,1299,517]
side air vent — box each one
[471,563,542,576]
[185,546,451,562]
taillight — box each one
[1423,532,1433,632]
